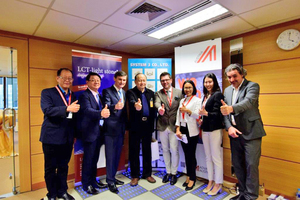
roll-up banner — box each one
[72,50,122,183]
[175,38,222,179]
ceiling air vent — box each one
[126,0,170,21]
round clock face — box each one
[276,29,300,50]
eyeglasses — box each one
[161,79,170,82]
[89,79,101,83]
[59,76,73,82]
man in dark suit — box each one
[154,72,183,185]
[221,64,266,200]
[127,73,157,186]
[40,68,80,200]
[79,72,110,195]
[102,71,127,194]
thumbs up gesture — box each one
[158,103,165,115]
[115,98,124,110]
[220,99,233,115]
[180,103,190,115]
[101,104,110,118]
[134,98,142,111]
[199,105,208,116]
[67,100,80,113]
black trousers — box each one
[129,127,152,178]
[180,126,198,181]
[42,143,73,198]
[230,136,262,200]
[82,134,103,189]
[105,133,124,184]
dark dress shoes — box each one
[84,185,99,195]
[182,182,188,187]
[57,192,75,200]
[230,194,244,200]
[108,183,119,194]
[115,179,124,185]
[95,180,108,189]
[185,181,196,191]
[162,174,171,183]
[170,175,177,185]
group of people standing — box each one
[40,63,265,200]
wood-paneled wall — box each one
[222,19,300,198]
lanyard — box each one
[163,88,173,107]
[55,86,72,106]
[182,95,194,119]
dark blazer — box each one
[126,86,156,133]
[102,85,127,136]
[78,89,102,143]
[40,86,77,144]
[223,79,266,140]
[201,91,224,132]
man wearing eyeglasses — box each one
[102,71,127,194]
[154,72,183,185]
[40,68,80,200]
[79,72,110,195]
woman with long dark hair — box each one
[175,80,201,191]
[199,73,224,195]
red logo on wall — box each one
[195,45,216,63]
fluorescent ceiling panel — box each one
[148,4,228,39]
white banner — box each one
[175,38,223,179]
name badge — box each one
[67,112,73,119]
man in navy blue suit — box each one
[40,68,80,200]
[79,72,110,195]
[102,70,127,194]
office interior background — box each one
[0,0,299,199]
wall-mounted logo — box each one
[194,45,216,63]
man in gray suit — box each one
[221,64,266,200]
[154,72,183,185]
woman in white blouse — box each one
[175,80,201,191]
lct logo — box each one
[194,45,216,63]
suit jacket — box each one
[102,85,127,136]
[154,87,183,132]
[78,89,102,143]
[223,79,266,140]
[175,96,201,137]
[201,91,224,132]
[40,86,77,144]
[126,86,156,133]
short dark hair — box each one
[114,70,127,78]
[86,72,101,81]
[57,68,72,76]
[134,73,146,81]
[203,73,221,96]
[224,63,247,77]
[159,72,171,80]
[182,80,197,95]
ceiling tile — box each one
[133,41,178,57]
[52,0,129,22]
[106,34,162,53]
[104,0,202,33]
[75,24,135,48]
[239,0,300,28]
[35,10,98,42]
[216,0,280,14]
[18,0,52,7]
[168,16,255,45]
[0,0,47,35]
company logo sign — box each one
[194,45,217,63]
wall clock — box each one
[276,29,300,50]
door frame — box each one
[0,35,30,192]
